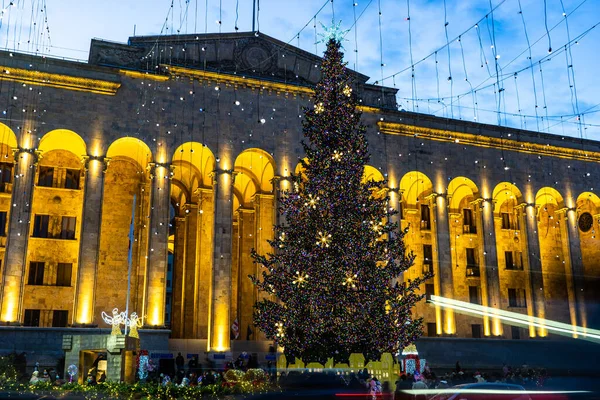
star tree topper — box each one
[318,20,350,47]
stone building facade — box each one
[0,32,598,355]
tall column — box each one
[183,203,199,338]
[238,208,256,340]
[388,188,402,284]
[557,208,587,333]
[196,188,214,338]
[144,163,171,327]
[208,169,236,352]
[521,203,546,336]
[515,204,537,338]
[475,198,502,336]
[432,193,455,334]
[171,216,187,338]
[0,148,37,323]
[274,176,290,227]
[73,156,106,325]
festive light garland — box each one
[250,36,427,365]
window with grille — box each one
[56,263,72,286]
[425,283,435,301]
[28,262,45,285]
[0,211,6,236]
[52,310,68,327]
[23,309,41,327]
[508,288,527,307]
[37,167,54,187]
[423,244,433,274]
[420,204,431,230]
[32,215,50,238]
[427,323,437,337]
[60,217,76,240]
[511,326,521,340]
[64,169,80,189]
[0,162,12,192]
[469,285,481,305]
[505,251,523,270]
[501,212,514,230]
[466,248,479,277]
[463,209,476,233]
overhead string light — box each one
[485,6,502,127]
[458,35,476,122]
[352,0,358,72]
[442,0,453,119]
[406,0,417,112]
[377,0,385,107]
[558,0,583,140]
[517,0,540,132]
[538,60,550,133]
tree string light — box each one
[250,36,426,365]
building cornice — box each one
[0,65,121,95]
[378,122,600,163]
[163,65,380,114]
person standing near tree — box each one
[175,352,185,375]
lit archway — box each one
[233,148,276,342]
[535,187,569,326]
[169,142,216,339]
[106,137,152,172]
[576,192,600,330]
[96,137,153,326]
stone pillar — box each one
[208,169,236,352]
[274,176,290,227]
[474,199,502,336]
[171,216,187,338]
[388,188,402,284]
[196,188,214,339]
[432,193,455,335]
[73,156,107,325]
[0,148,37,323]
[515,204,537,338]
[144,163,171,327]
[521,203,546,336]
[557,208,587,333]
[237,208,256,340]
[183,203,199,338]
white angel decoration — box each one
[126,312,143,339]
[101,308,126,335]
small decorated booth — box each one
[399,344,426,375]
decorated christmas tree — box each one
[251,36,426,364]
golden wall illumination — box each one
[0,289,17,322]
[484,316,491,337]
[210,303,230,352]
[39,129,87,156]
[362,165,384,183]
[445,309,456,335]
[0,65,121,95]
[492,317,502,336]
[435,306,443,335]
[0,123,18,149]
[399,171,433,207]
[77,293,92,325]
[106,137,152,172]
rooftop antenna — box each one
[252,0,256,32]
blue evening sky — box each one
[1,0,599,139]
